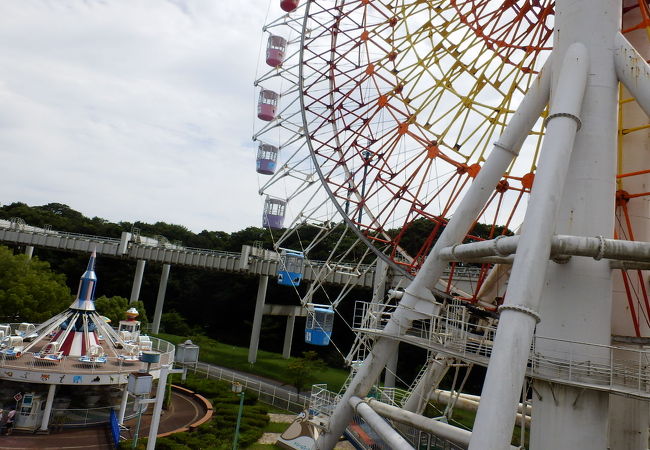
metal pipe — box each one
[365,398,520,450]
[430,389,531,427]
[469,42,590,450]
[348,396,415,450]
[614,32,650,117]
[440,234,650,263]
[316,49,552,450]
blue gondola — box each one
[305,305,334,346]
[278,249,304,286]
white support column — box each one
[39,384,56,432]
[118,384,129,425]
[248,275,269,364]
[529,1,620,448]
[282,314,295,359]
[403,357,449,414]
[317,58,551,450]
[383,346,398,388]
[146,365,183,450]
[151,264,170,335]
[614,33,650,117]
[25,246,34,259]
[130,259,146,304]
[375,259,399,388]
[470,41,591,450]
[609,9,650,448]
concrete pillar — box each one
[151,264,170,334]
[384,346,398,388]
[39,384,56,432]
[608,7,650,448]
[282,314,296,359]
[372,259,388,303]
[25,246,34,259]
[118,384,129,425]
[526,3,619,448]
[248,275,269,364]
[532,382,609,449]
[130,260,146,304]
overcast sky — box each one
[0,0,273,233]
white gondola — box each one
[118,343,140,362]
[17,323,38,341]
[0,336,24,357]
[33,341,64,362]
[79,344,107,364]
[305,305,334,346]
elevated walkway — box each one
[0,219,480,291]
[0,219,381,288]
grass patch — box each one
[246,444,282,450]
[264,421,290,433]
[121,373,269,450]
[156,333,349,392]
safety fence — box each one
[188,361,309,413]
[353,300,650,398]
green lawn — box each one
[156,333,349,392]
[263,422,290,433]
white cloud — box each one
[0,0,273,232]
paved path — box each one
[0,362,313,449]
[0,390,204,450]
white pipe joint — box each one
[547,42,590,127]
[348,396,415,450]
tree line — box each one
[0,202,366,367]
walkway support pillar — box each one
[383,346,398,388]
[248,275,269,364]
[283,314,295,359]
[151,264,171,334]
[130,259,146,304]
[39,384,56,432]
[25,246,34,259]
[118,384,129,425]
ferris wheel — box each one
[254,1,650,449]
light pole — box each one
[231,382,245,450]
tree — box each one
[160,310,197,336]
[286,351,327,393]
[0,245,72,322]
[95,295,148,325]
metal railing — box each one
[0,337,175,375]
[50,401,140,428]
[187,362,309,413]
[353,300,650,398]
[311,383,466,450]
